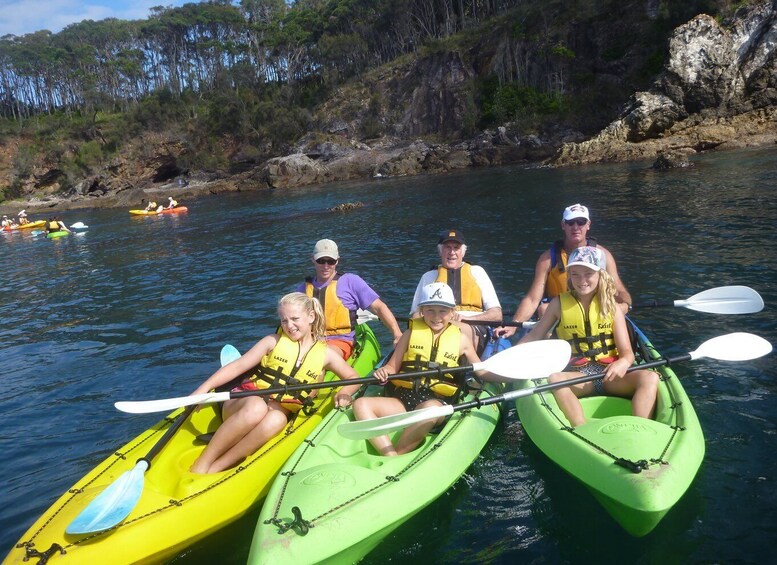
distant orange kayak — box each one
[129,206,188,215]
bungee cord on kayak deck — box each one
[536,332,686,475]
[262,395,484,536]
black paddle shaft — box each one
[448,354,693,413]
[228,365,472,400]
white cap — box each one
[562,203,590,221]
[567,246,606,272]
[418,282,456,308]
[313,239,339,260]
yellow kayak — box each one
[1,220,45,231]
[4,325,380,564]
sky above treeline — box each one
[0,0,192,37]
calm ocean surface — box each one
[1,147,775,564]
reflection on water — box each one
[1,147,775,563]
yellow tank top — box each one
[304,275,356,336]
[555,293,618,362]
[435,263,483,312]
[247,333,327,413]
[394,318,462,397]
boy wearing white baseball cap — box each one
[352,282,490,456]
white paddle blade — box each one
[338,404,454,440]
[66,461,149,534]
[115,391,231,414]
[356,308,380,324]
[677,286,764,314]
[475,339,571,380]
[690,332,772,362]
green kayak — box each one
[249,380,503,563]
[516,321,705,537]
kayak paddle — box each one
[634,285,764,314]
[66,344,242,534]
[355,309,536,329]
[338,332,772,440]
[115,340,572,415]
[357,286,764,327]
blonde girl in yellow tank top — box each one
[189,293,361,473]
[518,247,658,428]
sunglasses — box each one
[564,218,588,226]
[316,258,337,265]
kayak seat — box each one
[580,396,632,419]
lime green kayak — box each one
[46,230,70,239]
[250,380,503,563]
[515,321,705,537]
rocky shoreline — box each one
[2,4,775,216]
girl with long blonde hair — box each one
[519,247,658,427]
[189,292,360,473]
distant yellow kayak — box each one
[1,220,45,231]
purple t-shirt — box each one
[296,273,379,341]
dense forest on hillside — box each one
[0,0,753,201]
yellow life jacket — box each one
[47,221,60,231]
[242,333,327,413]
[545,239,598,299]
[555,292,618,363]
[435,263,483,312]
[394,318,462,397]
[304,275,356,336]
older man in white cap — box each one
[500,203,632,337]
[298,238,403,360]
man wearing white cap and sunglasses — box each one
[500,203,632,338]
[299,238,403,360]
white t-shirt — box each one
[409,265,501,316]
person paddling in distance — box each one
[499,204,632,338]
[518,246,658,427]
[166,196,178,209]
[1,215,16,229]
[410,229,502,353]
[298,239,403,359]
[45,217,70,235]
[353,282,498,456]
[189,293,361,474]
[144,200,158,212]
[17,209,28,225]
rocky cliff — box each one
[1,1,775,213]
[555,2,777,164]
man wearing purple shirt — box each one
[298,239,403,359]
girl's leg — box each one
[190,397,269,474]
[395,399,445,455]
[630,369,659,419]
[549,371,592,427]
[353,396,407,456]
[205,402,290,473]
